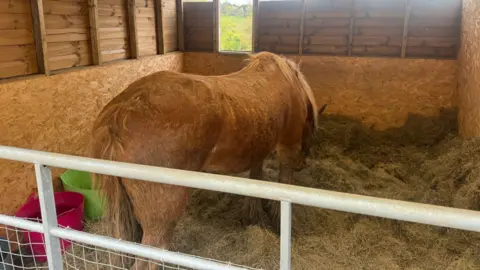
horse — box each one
[91,51,326,269]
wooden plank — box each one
[99,27,128,39]
[0,59,38,79]
[401,0,411,58]
[406,46,456,58]
[0,0,31,14]
[408,26,458,37]
[47,41,90,56]
[45,14,89,29]
[258,36,299,46]
[177,0,184,51]
[406,37,457,47]
[98,4,127,17]
[347,17,354,56]
[304,27,350,36]
[0,44,36,62]
[126,0,139,58]
[31,0,49,74]
[352,45,401,56]
[43,0,89,16]
[306,36,348,46]
[298,0,306,55]
[99,15,127,28]
[48,52,92,70]
[0,13,33,30]
[303,44,348,54]
[88,0,102,64]
[305,18,350,27]
[154,0,163,54]
[212,0,218,52]
[353,36,402,46]
[252,0,259,52]
[136,6,155,18]
[47,32,90,42]
[355,26,404,36]
[0,29,34,46]
[137,27,156,37]
[100,38,127,50]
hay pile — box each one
[168,109,480,270]
[79,109,479,269]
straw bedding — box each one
[38,109,480,269]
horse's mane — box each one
[246,52,319,128]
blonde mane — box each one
[246,52,319,128]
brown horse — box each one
[91,51,326,269]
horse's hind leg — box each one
[122,180,192,270]
[241,160,270,227]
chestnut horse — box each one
[91,52,326,269]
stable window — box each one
[219,0,253,52]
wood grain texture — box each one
[0,0,38,79]
[43,0,92,71]
[0,53,182,216]
[457,0,480,137]
[183,2,213,51]
[88,0,102,64]
[98,0,130,62]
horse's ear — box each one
[318,104,327,116]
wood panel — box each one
[98,0,130,62]
[0,0,37,79]
[303,0,352,55]
[405,0,461,59]
[183,2,213,52]
[162,0,178,52]
[43,0,92,70]
[257,1,302,54]
[253,0,461,59]
[135,0,157,56]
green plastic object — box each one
[60,169,104,220]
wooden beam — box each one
[347,16,355,56]
[298,0,306,55]
[176,0,184,51]
[155,0,164,54]
[252,0,259,52]
[401,0,412,58]
[127,0,139,59]
[88,0,102,65]
[213,0,219,52]
[30,0,49,75]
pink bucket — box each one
[14,191,84,263]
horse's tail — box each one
[91,125,140,246]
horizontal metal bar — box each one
[0,214,44,233]
[50,227,246,270]
[0,145,480,233]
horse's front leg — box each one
[241,160,270,227]
[266,164,294,234]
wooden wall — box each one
[162,0,178,52]
[98,0,130,62]
[183,2,214,51]
[136,0,157,57]
[182,0,461,59]
[0,0,38,79]
[257,1,302,53]
[0,0,178,80]
[45,0,93,71]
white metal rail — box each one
[0,145,480,270]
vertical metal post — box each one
[280,201,292,270]
[34,164,63,270]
